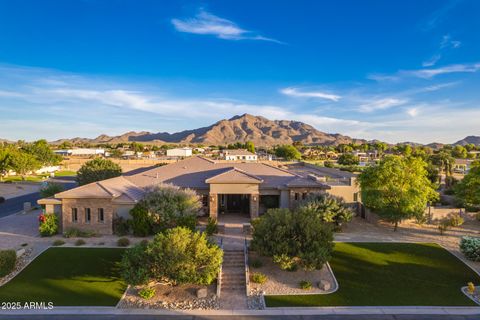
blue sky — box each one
[0,0,479,144]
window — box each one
[354,192,359,202]
[294,193,299,201]
[202,195,209,207]
[85,208,91,223]
[302,192,307,200]
[71,208,78,223]
[98,208,104,223]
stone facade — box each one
[249,193,259,219]
[61,198,114,235]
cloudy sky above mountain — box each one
[0,0,479,144]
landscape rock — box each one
[318,280,331,291]
[196,288,208,299]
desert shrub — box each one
[117,237,130,247]
[75,239,86,246]
[121,227,223,286]
[467,282,476,294]
[130,185,200,236]
[139,239,149,247]
[0,250,16,277]
[251,272,267,284]
[113,217,130,236]
[39,182,64,198]
[63,228,96,238]
[299,280,313,290]
[21,243,28,247]
[205,217,218,236]
[250,258,263,268]
[449,214,464,227]
[52,239,65,246]
[297,193,354,230]
[460,236,480,261]
[273,254,297,271]
[138,287,156,300]
[324,161,334,168]
[38,213,58,237]
[252,208,334,270]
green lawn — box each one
[0,247,126,306]
[1,175,47,183]
[54,170,77,177]
[265,242,480,307]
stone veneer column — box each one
[209,193,218,219]
[250,193,259,219]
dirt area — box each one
[248,251,336,295]
[119,283,218,309]
[0,183,40,199]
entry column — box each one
[209,193,218,219]
[250,193,259,219]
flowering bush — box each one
[38,213,58,237]
[460,236,480,261]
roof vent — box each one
[307,174,326,182]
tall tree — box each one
[454,161,480,210]
[245,141,255,153]
[22,139,61,166]
[0,147,12,181]
[358,156,438,231]
[275,145,301,160]
[9,150,40,180]
[76,158,122,185]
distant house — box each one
[54,148,105,157]
[454,159,474,173]
[223,149,257,161]
[166,147,193,157]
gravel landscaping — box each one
[0,248,33,287]
[118,283,219,310]
[248,251,336,295]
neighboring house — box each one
[166,147,193,157]
[454,158,474,173]
[222,149,258,161]
[54,148,105,157]
[38,156,359,235]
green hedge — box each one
[0,250,17,277]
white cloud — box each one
[171,10,282,43]
[358,98,407,112]
[280,87,341,101]
[440,34,461,49]
[422,54,441,67]
[406,63,480,78]
[366,73,399,82]
[406,107,419,117]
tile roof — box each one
[205,168,263,184]
[57,157,329,201]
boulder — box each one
[318,280,331,291]
[196,288,208,299]
[16,248,25,258]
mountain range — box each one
[51,114,367,146]
[2,114,478,147]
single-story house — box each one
[38,156,359,235]
[222,149,258,161]
[166,147,193,157]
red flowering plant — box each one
[38,213,58,237]
[38,213,46,224]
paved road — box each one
[1,315,479,320]
[0,178,76,218]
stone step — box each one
[221,287,246,292]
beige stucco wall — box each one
[327,184,360,203]
[209,183,259,194]
[61,198,114,235]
